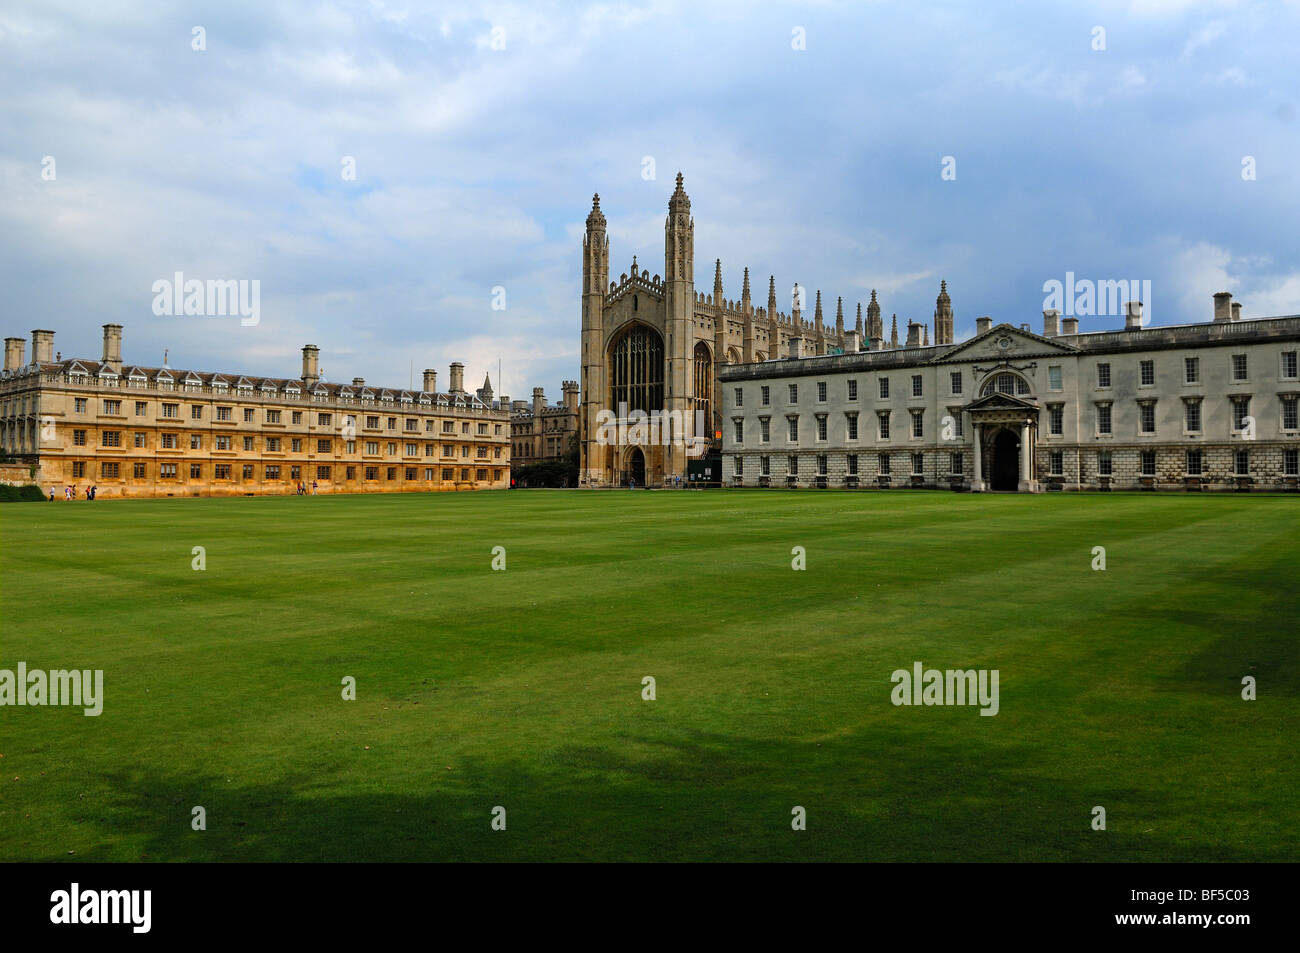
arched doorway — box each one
[628,447,645,487]
[991,429,1020,491]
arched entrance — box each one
[628,447,645,487]
[991,429,1020,491]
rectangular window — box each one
[1232,354,1248,381]
[135,401,148,416]
[1232,397,1250,430]
[788,384,798,404]
[72,461,86,478]
[846,414,858,440]
[190,434,201,449]
[788,417,799,442]
[816,416,828,441]
[1139,360,1155,386]
[133,462,146,479]
[405,443,418,457]
[1049,405,1063,436]
[160,433,176,449]
[760,456,770,476]
[1050,450,1063,475]
[911,452,924,475]
[1097,403,1112,435]
[318,413,332,426]
[879,378,889,399]
[1284,351,1299,379]
[101,462,119,478]
[760,385,770,406]
[134,432,146,448]
[266,409,281,424]
[733,419,743,443]
[848,379,858,400]
[243,464,254,480]
[1139,402,1156,434]
[160,463,177,479]
[387,467,397,480]
[879,453,891,476]
[847,453,858,475]
[817,381,827,402]
[1186,450,1203,476]
[950,451,962,475]
[1141,450,1156,477]
[191,405,203,420]
[1098,451,1112,477]
[734,387,744,407]
[266,437,280,452]
[1284,449,1298,476]
[1235,450,1249,476]
[243,436,254,451]
[788,455,798,475]
[162,403,178,418]
[878,411,890,440]
[817,455,828,476]
[318,439,332,453]
[1185,357,1199,384]
[293,412,303,425]
[244,408,255,422]
[190,463,202,479]
[1047,366,1061,391]
[73,429,86,446]
[424,467,433,481]
[1185,400,1201,432]
[733,456,743,476]
[1283,396,1298,430]
[911,410,923,438]
[911,375,923,397]
[75,398,88,413]
[759,417,770,443]
[405,467,416,480]
[216,406,232,421]
[1097,363,1111,388]
[365,466,378,481]
[441,468,453,481]
[102,430,121,447]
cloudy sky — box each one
[2,0,1296,399]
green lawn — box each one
[1,489,1296,862]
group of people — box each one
[52,485,97,501]
[295,481,318,496]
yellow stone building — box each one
[0,325,510,498]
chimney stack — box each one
[101,323,123,372]
[532,387,546,416]
[301,345,320,385]
[31,329,54,364]
[1125,301,1144,330]
[905,321,922,348]
[449,362,465,394]
[4,337,25,372]
[975,316,993,335]
[1231,301,1242,322]
[1043,309,1060,337]
[787,336,804,360]
[352,377,365,387]
[842,329,861,353]
[1062,317,1079,334]
[422,369,438,392]
[1213,291,1233,323]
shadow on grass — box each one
[15,726,1286,862]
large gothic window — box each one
[693,341,712,436]
[609,324,664,414]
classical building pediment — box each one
[939,323,1076,363]
[963,391,1040,413]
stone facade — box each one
[511,381,579,469]
[0,326,511,498]
[719,295,1300,492]
[578,173,933,487]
